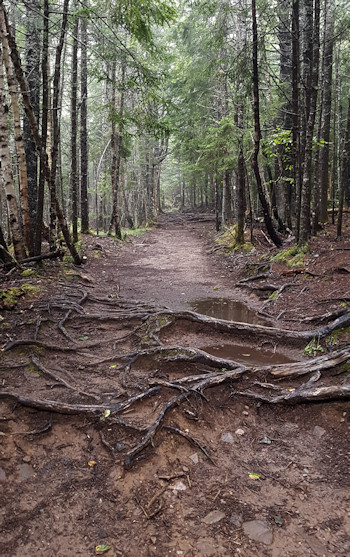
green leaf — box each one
[79,336,89,341]
[248,473,260,480]
[96,545,111,554]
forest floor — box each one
[1,212,350,557]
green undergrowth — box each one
[272,244,309,268]
[215,225,254,253]
[122,226,151,239]
[0,284,40,310]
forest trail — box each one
[115,213,245,309]
[1,213,350,557]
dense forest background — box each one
[1,0,350,265]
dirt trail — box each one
[116,213,246,309]
[1,213,350,557]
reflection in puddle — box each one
[190,298,269,326]
[201,344,295,366]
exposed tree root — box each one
[1,289,350,471]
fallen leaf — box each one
[88,460,97,467]
[79,336,89,341]
[248,472,260,480]
[95,545,111,554]
[274,514,283,525]
[100,409,111,421]
[109,364,117,369]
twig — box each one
[163,425,216,465]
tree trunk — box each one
[49,0,70,251]
[23,0,41,246]
[0,43,26,260]
[337,94,350,238]
[1,2,82,265]
[251,0,282,248]
[34,0,49,256]
[0,13,31,254]
[80,17,89,234]
[292,0,301,236]
[71,16,79,244]
[299,0,320,245]
[109,61,125,238]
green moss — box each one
[123,226,150,238]
[215,225,254,253]
[20,269,37,278]
[273,244,309,267]
[0,284,39,309]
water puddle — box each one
[190,298,270,326]
[201,344,295,366]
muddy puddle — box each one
[201,343,295,366]
[189,298,270,326]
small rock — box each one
[182,465,189,472]
[230,513,242,526]
[258,435,272,445]
[172,481,187,492]
[235,428,245,436]
[150,537,157,544]
[244,405,250,410]
[313,426,326,438]
[243,520,273,545]
[0,467,6,481]
[242,411,249,416]
[221,433,235,444]
[116,443,127,452]
[189,453,199,464]
[202,510,226,525]
[22,455,31,463]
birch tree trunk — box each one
[0,44,26,260]
[0,1,82,265]
[0,10,31,253]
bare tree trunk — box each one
[299,0,320,245]
[108,61,125,239]
[1,2,82,265]
[80,17,89,234]
[251,0,282,248]
[34,0,49,256]
[71,16,79,243]
[23,0,41,247]
[0,43,26,260]
[318,2,334,225]
[0,11,31,253]
[49,0,70,251]
[292,0,301,236]
[337,94,350,238]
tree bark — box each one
[1,2,82,265]
[71,16,79,243]
[299,0,320,245]
[0,42,26,260]
[251,0,282,248]
[318,2,334,224]
[0,12,31,255]
[80,17,89,234]
[34,0,49,256]
[23,0,41,245]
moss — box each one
[20,269,38,278]
[0,284,39,309]
[273,244,309,268]
[215,225,254,253]
[123,226,151,237]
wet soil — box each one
[1,212,350,557]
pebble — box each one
[242,520,273,545]
[313,426,326,438]
[189,453,199,464]
[202,510,226,525]
[221,433,235,444]
[235,428,245,436]
[23,456,31,463]
[242,411,249,416]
